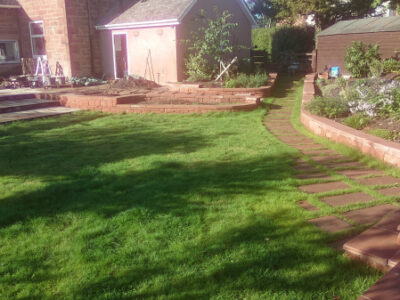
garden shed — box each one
[316,16,400,74]
[95,0,256,83]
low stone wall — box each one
[35,74,277,114]
[301,74,400,168]
[165,73,278,99]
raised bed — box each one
[35,74,277,114]
[301,74,400,168]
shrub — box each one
[252,27,276,53]
[224,73,269,88]
[344,42,381,78]
[305,96,350,119]
[367,128,393,140]
[369,60,384,78]
[335,77,348,88]
[184,9,238,81]
[270,26,315,64]
[382,58,400,74]
[343,114,371,130]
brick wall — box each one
[18,0,72,76]
[64,0,115,77]
[0,8,19,39]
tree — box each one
[246,0,400,29]
[184,9,238,81]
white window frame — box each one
[0,40,20,64]
[112,32,130,79]
[29,20,47,59]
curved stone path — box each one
[263,77,400,300]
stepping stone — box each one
[296,172,332,180]
[357,176,400,187]
[330,236,356,251]
[359,264,400,300]
[299,181,350,194]
[309,216,353,233]
[294,144,327,150]
[322,192,374,207]
[374,209,400,233]
[388,250,400,268]
[301,149,338,157]
[343,204,397,225]
[344,227,399,268]
[322,161,366,170]
[337,169,384,179]
[379,187,400,196]
[312,155,351,163]
[297,200,319,211]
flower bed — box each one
[301,74,400,168]
[35,74,277,114]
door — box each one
[113,33,128,79]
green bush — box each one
[343,114,371,130]
[252,27,276,52]
[270,26,315,64]
[305,96,350,119]
[369,59,384,78]
[367,128,393,140]
[184,9,238,81]
[344,42,381,78]
[224,73,269,88]
[382,58,400,74]
[335,77,348,88]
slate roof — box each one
[96,0,256,29]
[97,0,196,27]
[318,16,400,37]
[0,0,20,7]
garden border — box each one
[35,74,277,114]
[300,74,400,168]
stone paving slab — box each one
[301,149,338,156]
[296,172,333,180]
[373,210,400,233]
[358,263,400,300]
[321,161,366,170]
[379,187,400,196]
[0,98,55,108]
[299,181,350,194]
[388,250,400,268]
[297,200,319,211]
[357,176,400,187]
[309,216,353,233]
[337,169,385,179]
[0,107,81,124]
[293,144,328,150]
[322,192,374,207]
[312,155,352,163]
[343,204,397,225]
[344,227,399,268]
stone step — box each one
[0,93,36,101]
[358,263,400,300]
[0,107,80,124]
[0,98,60,114]
[343,209,400,271]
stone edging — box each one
[300,74,400,168]
[35,74,277,114]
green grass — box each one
[0,78,381,299]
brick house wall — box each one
[0,7,21,76]
[16,0,115,78]
[17,0,72,76]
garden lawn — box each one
[0,81,379,299]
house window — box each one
[0,41,20,64]
[29,21,46,58]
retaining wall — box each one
[301,74,400,168]
[36,74,277,114]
